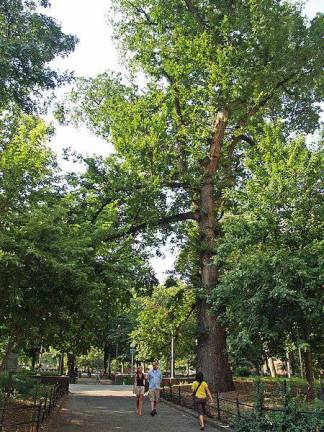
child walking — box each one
[192,371,213,430]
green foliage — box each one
[114,374,133,385]
[56,0,323,387]
[0,372,48,400]
[130,280,196,363]
[234,380,323,431]
[0,0,77,111]
[235,366,251,378]
[213,126,323,369]
[233,404,324,432]
[77,348,104,370]
[58,0,324,251]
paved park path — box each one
[49,384,221,432]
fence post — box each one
[236,397,241,420]
[0,400,6,432]
[282,380,288,432]
[48,387,53,413]
[216,391,221,421]
[255,379,263,416]
[42,393,48,422]
[36,401,43,432]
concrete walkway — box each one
[49,384,221,432]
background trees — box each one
[213,126,323,397]
[131,280,196,371]
[0,0,77,112]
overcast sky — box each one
[45,0,324,282]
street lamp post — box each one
[171,331,174,379]
[130,342,136,375]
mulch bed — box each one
[0,400,40,432]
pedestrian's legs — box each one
[196,399,205,430]
[136,396,140,414]
[199,414,205,429]
[149,390,155,414]
[154,389,160,413]
[139,394,144,415]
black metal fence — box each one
[0,382,68,432]
[161,382,324,428]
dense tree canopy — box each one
[212,126,323,394]
[0,0,323,403]
[0,0,77,111]
[58,0,323,391]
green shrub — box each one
[114,374,133,385]
[0,372,10,389]
[233,410,323,431]
[235,366,251,377]
[0,372,50,400]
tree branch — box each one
[127,1,158,26]
[92,181,192,222]
[208,109,229,176]
[183,0,208,28]
[105,211,199,241]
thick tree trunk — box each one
[196,109,234,392]
[59,352,65,375]
[0,338,14,373]
[67,353,75,376]
[197,173,234,392]
[265,355,271,376]
[286,350,292,378]
[303,348,314,401]
[269,357,277,378]
[30,347,40,370]
[197,298,234,392]
[108,351,112,377]
[104,344,109,374]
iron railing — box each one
[161,381,324,429]
[0,382,68,432]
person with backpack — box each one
[192,371,213,430]
[133,366,146,416]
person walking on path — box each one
[147,360,162,416]
[192,371,213,431]
[133,366,146,416]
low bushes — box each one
[114,374,133,385]
[233,407,324,431]
[0,372,49,400]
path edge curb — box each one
[160,398,234,431]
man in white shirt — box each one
[147,360,162,416]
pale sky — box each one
[45,0,324,282]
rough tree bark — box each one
[67,353,76,376]
[59,352,65,375]
[269,357,277,378]
[104,343,111,376]
[196,110,234,392]
[0,338,14,374]
[303,348,314,401]
[31,349,38,370]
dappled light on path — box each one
[49,384,221,431]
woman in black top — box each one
[133,366,146,415]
